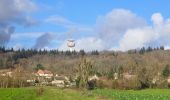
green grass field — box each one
[93,89,170,100]
[0,87,170,100]
[0,88,36,100]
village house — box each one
[0,69,12,77]
[35,69,54,85]
[36,69,53,78]
[88,74,99,81]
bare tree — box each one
[75,58,94,89]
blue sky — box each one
[0,0,170,51]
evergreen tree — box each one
[162,65,170,78]
[139,47,145,54]
[35,64,45,70]
[160,46,164,50]
[146,46,153,52]
[79,50,85,56]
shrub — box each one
[34,64,45,71]
[112,80,120,89]
[87,80,96,90]
[122,78,141,90]
[96,80,105,88]
[156,80,170,89]
[96,79,113,89]
[35,87,44,97]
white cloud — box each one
[45,15,93,43]
[95,9,146,49]
[165,46,170,50]
[118,12,170,51]
[45,15,74,28]
[0,0,36,22]
[13,43,23,50]
[0,0,37,46]
[11,8,170,51]
[14,0,37,12]
[58,9,148,51]
[151,13,164,29]
[75,37,104,51]
[119,27,156,51]
[38,9,170,51]
[57,9,150,51]
[11,32,44,40]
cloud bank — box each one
[58,9,170,51]
[0,0,37,46]
[3,4,170,51]
[95,9,146,48]
[119,12,170,51]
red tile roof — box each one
[37,69,53,75]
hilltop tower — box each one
[67,39,75,52]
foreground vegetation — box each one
[1,87,170,100]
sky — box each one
[0,0,170,51]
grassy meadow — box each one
[0,88,36,100]
[1,87,170,100]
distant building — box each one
[114,73,118,80]
[67,39,75,52]
[88,74,99,81]
[36,69,53,78]
[0,69,12,77]
[167,76,170,83]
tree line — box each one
[128,46,165,54]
